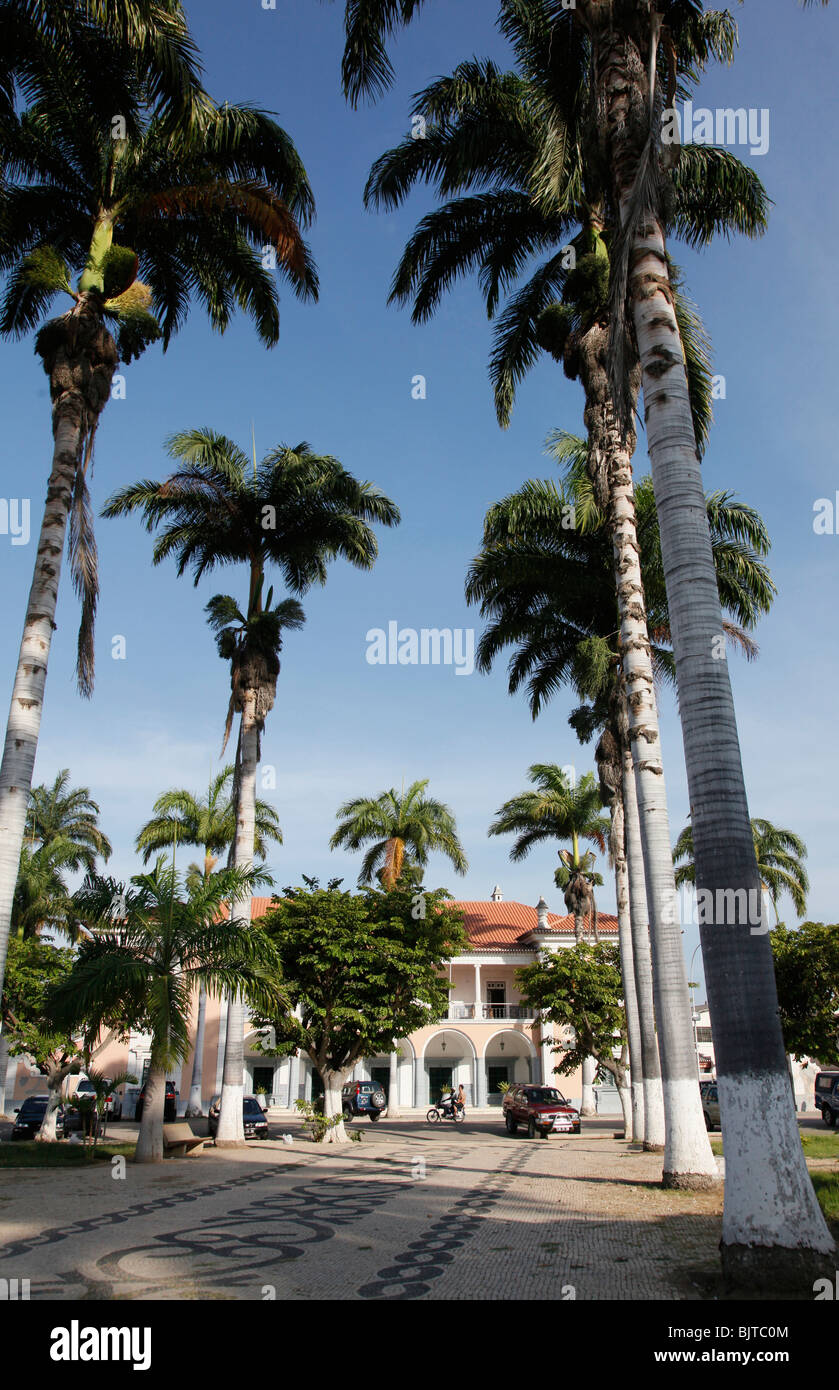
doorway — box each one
[252,1066,273,1099]
[486,981,507,1019]
[487,1064,509,1106]
[428,1066,453,1103]
[370,1066,390,1098]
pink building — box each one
[6,889,619,1115]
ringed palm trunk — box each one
[0,1029,11,1118]
[135,1060,167,1163]
[578,323,715,1186]
[621,735,665,1151]
[215,696,259,1146]
[0,300,117,1008]
[612,795,643,1143]
[593,11,835,1278]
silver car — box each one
[700,1081,720,1131]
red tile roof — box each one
[448,901,618,949]
[246,896,616,950]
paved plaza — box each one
[0,1117,732,1300]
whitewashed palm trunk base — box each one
[135,1063,167,1163]
[580,1056,596,1116]
[614,807,643,1143]
[185,984,207,1117]
[0,1030,11,1117]
[718,1073,835,1285]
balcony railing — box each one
[443,1003,533,1021]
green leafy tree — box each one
[674,819,809,922]
[135,765,283,1115]
[252,884,467,1142]
[488,766,609,943]
[46,860,282,1162]
[517,942,630,1131]
[0,933,73,1123]
[105,429,399,1145]
[0,22,317,1035]
[330,778,468,888]
[770,924,839,1069]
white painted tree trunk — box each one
[321,1069,350,1144]
[185,983,207,1117]
[613,800,643,1144]
[135,1062,167,1163]
[618,1081,632,1138]
[387,1049,401,1119]
[0,412,85,1011]
[215,702,259,1147]
[621,738,665,1151]
[580,1055,596,1116]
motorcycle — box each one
[426,1094,465,1124]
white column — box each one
[387,1049,401,1118]
[287,1052,300,1109]
[473,962,481,1019]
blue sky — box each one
[0,0,836,997]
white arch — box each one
[420,1028,478,1063]
[480,1026,538,1060]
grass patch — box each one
[0,1141,135,1168]
[709,1132,839,1160]
[811,1171,839,1229]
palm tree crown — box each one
[330,779,468,888]
[674,818,809,922]
[25,769,112,874]
[136,766,282,877]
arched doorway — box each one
[482,1029,537,1106]
[421,1030,478,1108]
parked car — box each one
[134,1080,178,1122]
[700,1081,720,1131]
[207,1095,269,1139]
[502,1084,580,1138]
[11,1095,65,1141]
[342,1080,386,1122]
[814,1071,839,1127]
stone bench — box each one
[162,1123,210,1157]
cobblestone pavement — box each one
[0,1119,725,1301]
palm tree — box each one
[26,769,112,873]
[488,766,609,942]
[570,0,835,1281]
[48,860,281,1162]
[135,767,283,1115]
[0,31,318,1028]
[330,779,468,888]
[362,11,765,1190]
[105,430,399,1143]
[468,455,776,1150]
[11,839,78,943]
[0,2,205,135]
[674,818,809,925]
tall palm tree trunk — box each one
[594,13,834,1277]
[185,983,208,1117]
[612,796,643,1143]
[0,1030,12,1118]
[621,736,665,1152]
[215,701,258,1146]
[0,302,117,1008]
[135,1059,167,1163]
[579,322,714,1183]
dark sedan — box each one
[207,1095,269,1139]
[12,1095,65,1140]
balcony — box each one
[443,1003,534,1022]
